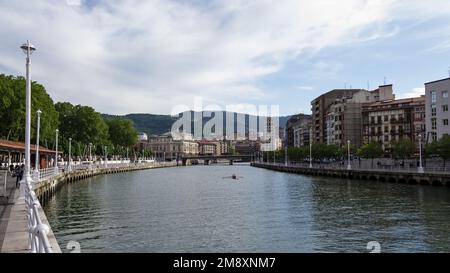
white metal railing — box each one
[36,167,59,182]
[24,179,53,253]
[20,160,173,253]
[33,161,173,183]
[1,171,8,200]
[257,161,450,174]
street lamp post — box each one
[347,140,352,170]
[418,134,424,173]
[104,146,108,168]
[285,146,288,167]
[34,109,42,179]
[68,138,72,172]
[54,129,59,173]
[309,128,313,168]
[89,143,93,169]
[20,41,36,187]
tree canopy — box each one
[105,118,138,147]
[391,139,416,160]
[0,74,59,144]
[55,102,110,155]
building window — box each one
[443,91,449,98]
[432,104,437,116]
[431,91,437,103]
[432,132,438,141]
[384,115,389,122]
[443,105,449,112]
[432,118,437,130]
[444,119,449,126]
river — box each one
[43,164,450,253]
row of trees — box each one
[268,137,450,167]
[0,74,141,158]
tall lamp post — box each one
[89,143,93,169]
[104,146,108,168]
[284,145,288,167]
[309,128,313,168]
[347,140,352,170]
[54,129,59,173]
[418,134,424,173]
[68,138,72,172]
[34,109,42,179]
[20,41,36,186]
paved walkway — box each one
[0,170,19,251]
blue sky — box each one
[1,0,450,116]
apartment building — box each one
[313,85,395,146]
[362,96,425,151]
[425,78,450,142]
[285,114,312,148]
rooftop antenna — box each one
[383,77,387,85]
[367,80,370,91]
[344,83,347,89]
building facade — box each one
[313,85,395,146]
[285,114,312,148]
[425,78,450,143]
[197,140,218,156]
[234,140,260,155]
[141,132,199,161]
[362,96,425,151]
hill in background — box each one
[104,112,291,136]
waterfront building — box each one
[425,78,450,142]
[234,140,260,155]
[218,140,234,155]
[197,140,218,156]
[0,139,59,169]
[312,85,395,146]
[293,123,311,147]
[285,114,312,148]
[141,132,198,161]
[362,96,426,151]
[260,117,281,151]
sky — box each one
[1,0,450,116]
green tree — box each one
[391,139,416,165]
[438,135,450,168]
[55,102,110,155]
[0,74,59,144]
[357,142,383,168]
[105,118,138,148]
[429,135,450,168]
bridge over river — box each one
[181,155,253,166]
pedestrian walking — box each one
[15,164,24,188]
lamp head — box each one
[20,41,36,55]
[37,109,42,116]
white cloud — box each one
[397,87,425,99]
[0,0,449,114]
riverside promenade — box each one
[251,162,450,187]
[0,161,177,253]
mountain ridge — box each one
[103,111,293,136]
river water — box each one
[43,165,450,253]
